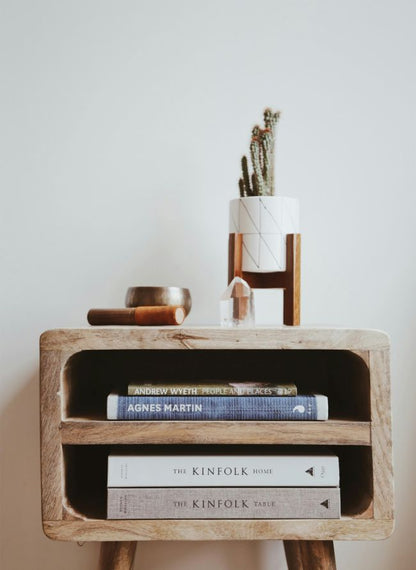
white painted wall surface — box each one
[1,1,415,568]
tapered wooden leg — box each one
[228,232,243,282]
[99,541,137,570]
[283,234,301,326]
[284,540,336,570]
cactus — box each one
[239,108,280,196]
[241,156,252,196]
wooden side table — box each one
[40,327,394,569]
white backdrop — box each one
[1,1,415,568]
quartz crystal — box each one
[220,277,255,327]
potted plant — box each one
[229,109,299,273]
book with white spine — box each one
[107,454,339,488]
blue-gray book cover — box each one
[107,394,328,420]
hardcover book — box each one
[107,453,339,487]
[127,382,297,396]
[107,487,341,519]
[106,394,328,421]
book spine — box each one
[107,487,341,519]
[127,383,297,396]
[107,455,339,487]
[107,395,328,421]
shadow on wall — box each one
[0,372,99,570]
[0,371,286,570]
[133,540,283,570]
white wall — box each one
[1,1,415,568]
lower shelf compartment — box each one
[63,444,373,521]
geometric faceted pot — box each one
[229,196,299,273]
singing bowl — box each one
[125,286,192,316]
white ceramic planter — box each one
[229,196,299,273]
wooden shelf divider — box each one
[60,419,372,446]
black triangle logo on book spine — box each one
[305,467,314,476]
[320,499,329,509]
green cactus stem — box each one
[238,108,281,197]
[261,128,272,192]
[263,108,280,195]
[250,126,264,195]
[241,155,252,196]
[251,172,259,195]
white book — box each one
[107,454,339,487]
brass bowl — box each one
[125,286,192,316]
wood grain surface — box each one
[98,542,137,570]
[284,540,336,570]
[42,518,394,542]
[87,306,185,326]
[40,350,66,521]
[39,326,393,544]
[40,327,390,352]
[369,350,394,520]
[60,419,371,446]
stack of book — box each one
[106,381,329,421]
[107,452,341,519]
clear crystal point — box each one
[220,276,255,327]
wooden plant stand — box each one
[228,232,301,325]
[40,327,393,569]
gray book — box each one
[107,487,340,519]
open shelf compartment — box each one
[63,349,370,421]
[63,444,373,521]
